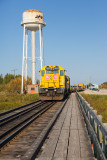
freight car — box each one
[39,65,70,100]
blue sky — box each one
[0,0,107,85]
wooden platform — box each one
[37,93,95,160]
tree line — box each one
[0,74,21,84]
[99,82,107,89]
[0,73,39,93]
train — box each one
[39,65,70,100]
[78,83,85,91]
[71,84,78,92]
[70,83,85,92]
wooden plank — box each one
[53,129,69,159]
[38,94,95,160]
[68,130,80,158]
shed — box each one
[27,84,39,94]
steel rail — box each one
[76,91,107,160]
[0,101,46,127]
[0,101,56,150]
[0,101,46,124]
[22,96,69,160]
[0,101,49,140]
[0,100,40,117]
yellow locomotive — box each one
[78,83,85,91]
[39,65,70,100]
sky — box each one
[0,0,107,85]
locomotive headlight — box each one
[54,89,56,91]
[45,89,48,92]
[53,74,57,79]
[45,75,49,79]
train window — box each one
[46,70,53,74]
[41,70,45,76]
[60,70,63,76]
[46,70,59,74]
[53,70,59,73]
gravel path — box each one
[80,89,107,95]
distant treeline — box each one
[0,74,39,93]
[0,74,31,93]
[0,74,21,84]
[99,82,107,89]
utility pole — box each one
[11,69,18,79]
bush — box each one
[7,76,32,93]
[99,82,107,89]
[0,74,3,84]
[3,74,14,84]
[0,84,7,92]
[7,77,22,93]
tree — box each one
[15,74,21,79]
[7,76,32,93]
[3,74,14,84]
[7,76,22,93]
[0,74,3,84]
[99,82,107,89]
[103,82,107,85]
[27,76,32,84]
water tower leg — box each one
[39,24,42,69]
[25,29,28,91]
[21,25,26,94]
[31,31,36,85]
[41,28,44,67]
[25,29,28,82]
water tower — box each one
[21,9,46,94]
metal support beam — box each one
[25,29,28,82]
[41,28,44,67]
[31,31,36,85]
[39,24,44,69]
[21,25,26,94]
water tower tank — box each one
[21,9,45,31]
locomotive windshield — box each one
[53,70,59,73]
[46,70,59,74]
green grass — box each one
[81,94,107,123]
[0,92,39,113]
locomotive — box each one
[78,83,85,91]
[39,65,70,100]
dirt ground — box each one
[80,89,107,95]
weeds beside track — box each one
[81,94,107,122]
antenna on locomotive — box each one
[21,9,46,94]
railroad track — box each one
[0,101,46,127]
[0,100,41,119]
[0,97,68,160]
[0,101,55,148]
